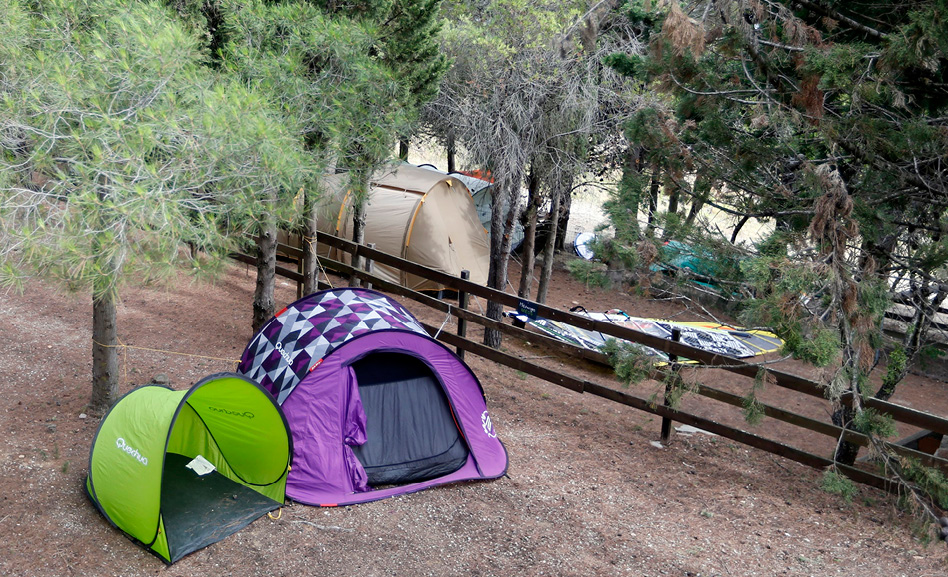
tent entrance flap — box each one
[160,453,281,564]
[351,353,469,486]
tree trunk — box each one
[484,181,518,348]
[831,405,860,464]
[684,198,704,227]
[90,290,119,414]
[398,138,409,161]
[349,170,371,287]
[729,214,751,244]
[253,222,277,333]
[302,193,319,296]
[517,203,539,298]
[554,188,571,251]
[517,168,541,299]
[666,179,680,220]
[446,133,456,174]
[537,188,562,304]
[350,199,367,288]
[833,325,865,465]
[684,175,708,228]
[646,163,661,235]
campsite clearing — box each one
[1,256,947,576]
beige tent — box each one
[317,164,490,292]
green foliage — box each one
[918,343,946,367]
[738,233,848,367]
[755,231,792,259]
[0,0,251,298]
[883,346,908,391]
[589,236,639,271]
[601,338,653,386]
[602,53,646,80]
[660,370,695,410]
[851,408,897,439]
[602,169,647,244]
[741,392,765,425]
[820,469,857,503]
[566,258,610,289]
[378,0,450,112]
[222,0,408,169]
[740,293,841,368]
[742,368,769,426]
[603,1,948,428]
[858,278,892,325]
[663,232,744,282]
[897,457,948,510]
[623,0,662,34]
[784,326,840,368]
[443,0,583,54]
[305,0,394,21]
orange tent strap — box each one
[404,192,429,249]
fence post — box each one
[456,270,470,360]
[365,243,375,291]
[660,327,682,443]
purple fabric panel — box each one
[283,354,366,502]
[342,446,368,495]
[283,328,508,506]
[329,331,508,478]
[418,342,508,478]
[288,455,487,506]
[342,367,369,493]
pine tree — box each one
[605,0,948,525]
[379,0,450,156]
[0,0,314,412]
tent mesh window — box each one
[350,353,469,486]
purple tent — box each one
[237,288,507,506]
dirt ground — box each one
[2,255,948,577]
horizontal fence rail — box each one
[234,232,948,490]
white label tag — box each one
[185,454,216,476]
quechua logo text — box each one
[275,341,294,365]
[115,437,148,466]
[208,406,255,419]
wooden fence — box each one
[236,233,948,494]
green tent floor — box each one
[161,453,281,563]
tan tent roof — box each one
[317,164,490,292]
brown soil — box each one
[1,256,947,576]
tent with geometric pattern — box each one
[237,288,508,506]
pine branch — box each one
[789,0,887,40]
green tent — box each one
[85,373,292,564]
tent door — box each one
[160,453,280,563]
[349,352,469,486]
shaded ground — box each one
[1,257,947,576]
